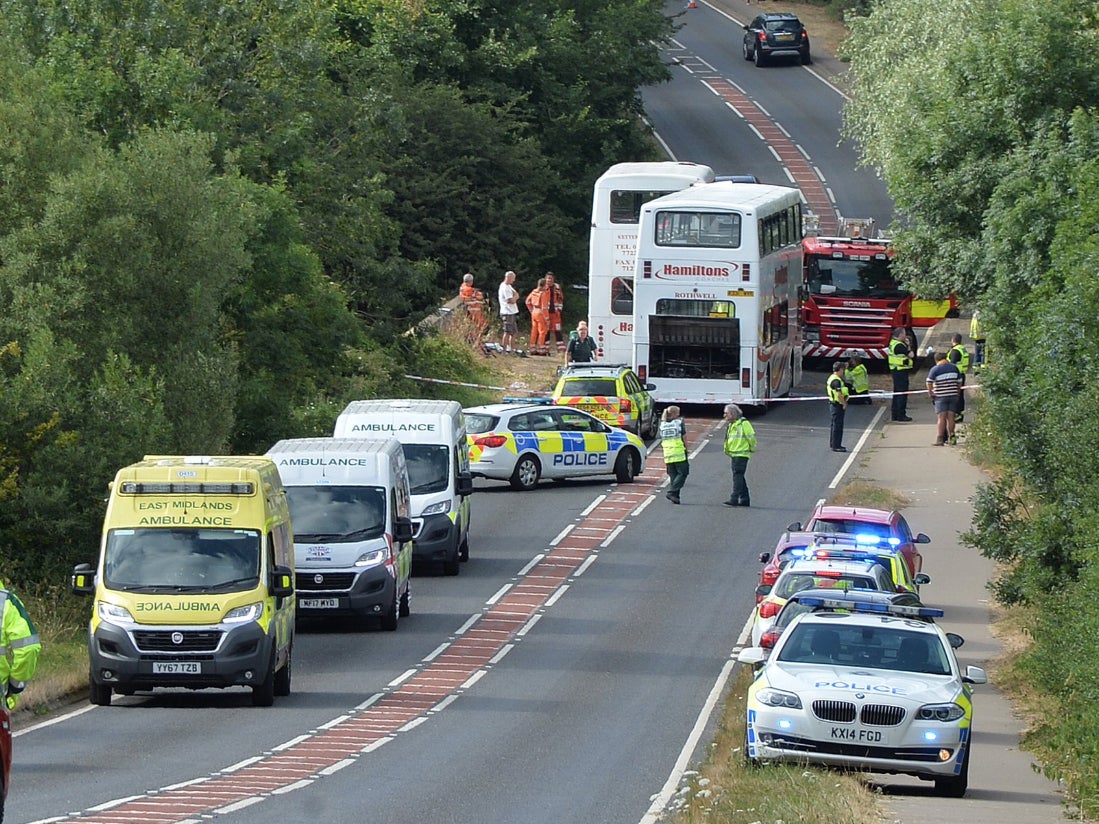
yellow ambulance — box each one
[71,456,296,707]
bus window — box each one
[611,277,633,315]
[656,211,741,248]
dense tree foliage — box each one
[0,1,674,581]
[843,0,1099,810]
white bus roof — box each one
[596,161,715,185]
[641,181,801,211]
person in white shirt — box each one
[497,270,519,353]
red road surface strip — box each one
[59,473,665,823]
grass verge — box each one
[667,666,886,824]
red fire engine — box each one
[801,217,953,361]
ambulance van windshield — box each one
[104,528,260,592]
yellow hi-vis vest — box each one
[827,372,850,404]
[950,343,971,372]
[888,338,913,371]
[659,418,687,464]
[0,584,41,709]
[848,363,870,394]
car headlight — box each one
[354,548,388,568]
[97,601,134,625]
[757,688,802,709]
[223,602,264,624]
[421,500,451,516]
[917,702,966,722]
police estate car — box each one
[551,364,656,438]
[738,602,988,797]
[464,403,647,490]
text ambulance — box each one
[334,399,473,575]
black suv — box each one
[742,13,810,67]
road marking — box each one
[36,470,666,823]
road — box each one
[6,4,1069,823]
[13,397,855,824]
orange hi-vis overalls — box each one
[526,286,546,350]
[460,283,487,334]
[538,282,565,351]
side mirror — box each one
[270,564,295,598]
[914,573,931,585]
[737,647,766,665]
[914,532,931,544]
[759,552,772,564]
[964,665,988,685]
[457,471,474,497]
[71,562,96,596]
[755,584,772,597]
[787,522,803,531]
[394,516,415,544]
[645,383,657,391]
[946,631,964,649]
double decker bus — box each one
[588,162,714,364]
[632,182,803,408]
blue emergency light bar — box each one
[797,595,943,619]
[501,397,555,404]
[854,533,901,547]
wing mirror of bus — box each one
[71,562,96,596]
[394,517,414,544]
[457,471,474,497]
[270,565,295,598]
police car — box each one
[738,602,988,797]
[464,403,647,490]
[551,364,656,438]
[751,555,898,647]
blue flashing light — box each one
[923,730,940,742]
[502,396,555,405]
[778,718,793,730]
[795,595,944,619]
[789,547,813,558]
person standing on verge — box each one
[0,578,41,711]
[722,404,756,507]
[947,332,971,422]
[459,273,487,341]
[926,350,962,445]
[525,277,547,355]
[498,270,519,354]
[659,406,689,504]
[845,354,871,404]
[887,327,915,421]
[539,272,565,354]
[827,360,850,453]
[565,321,598,366]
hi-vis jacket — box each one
[659,418,687,464]
[888,338,913,371]
[724,419,757,459]
[0,581,41,708]
[949,343,971,372]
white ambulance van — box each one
[266,437,414,629]
[71,456,296,707]
[333,399,473,575]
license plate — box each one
[830,726,884,743]
[776,33,794,41]
[153,661,201,674]
[300,598,339,609]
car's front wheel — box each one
[510,455,542,490]
[614,448,640,483]
[934,741,970,797]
